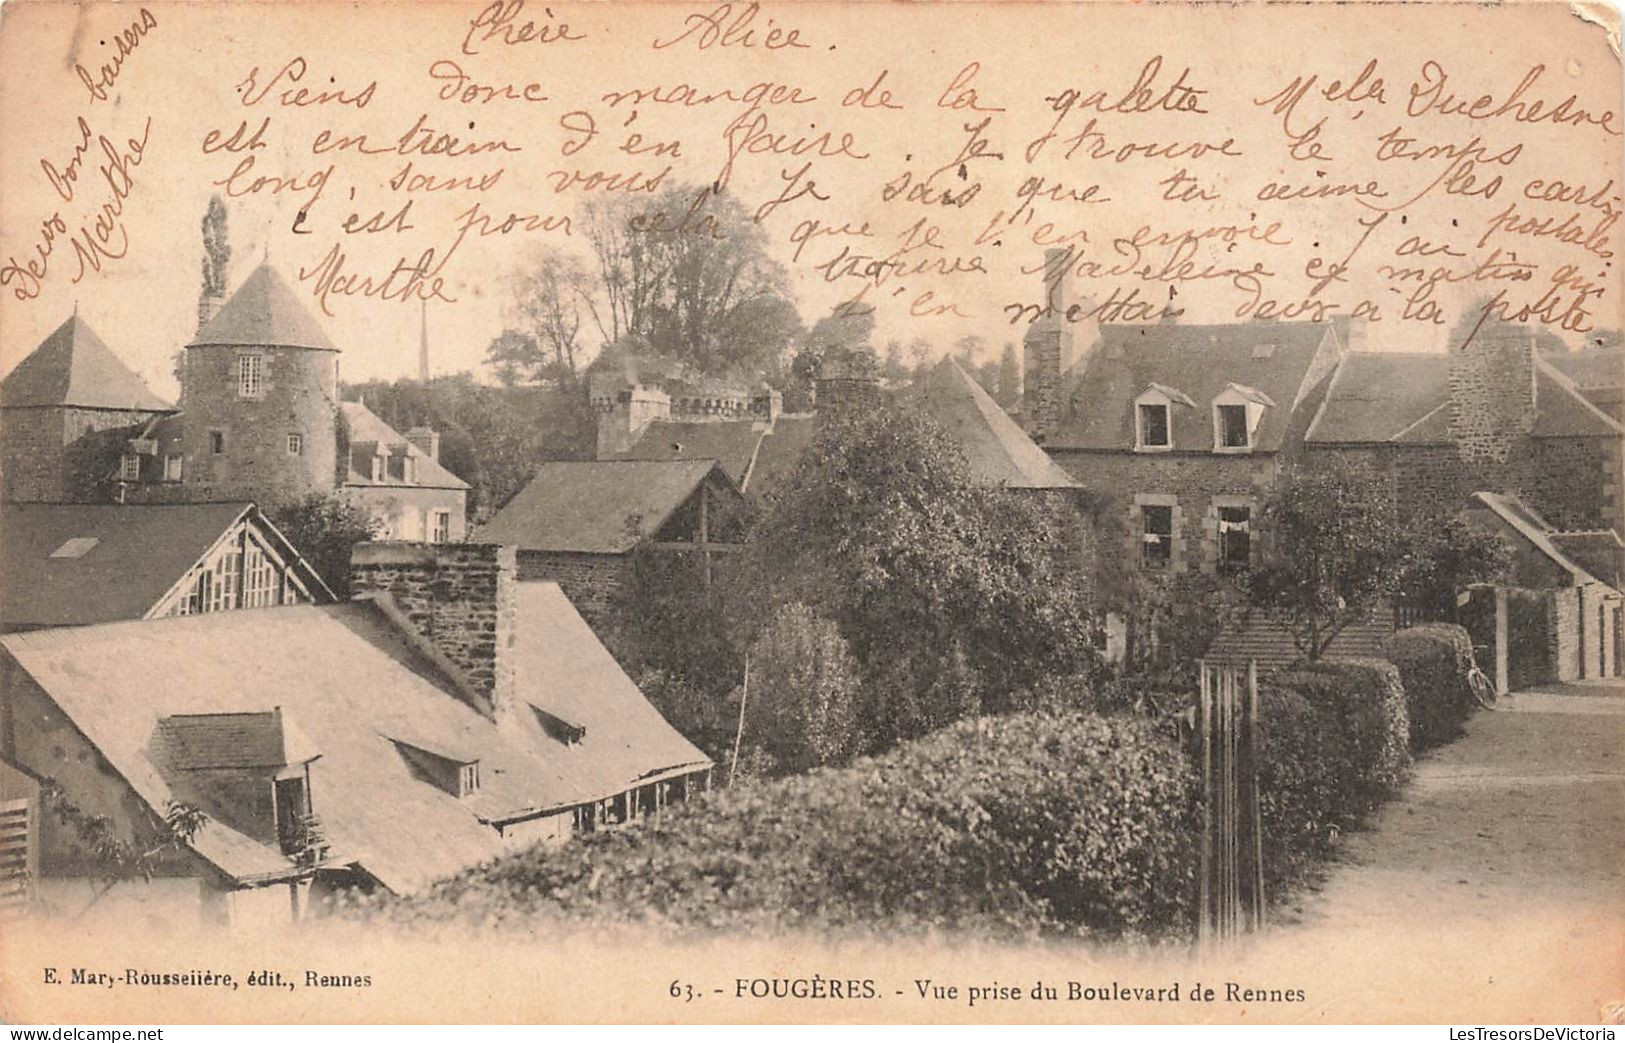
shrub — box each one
[744,603,864,774]
[1273,658,1411,816]
[1384,624,1476,750]
[362,712,1198,941]
[1255,685,1344,896]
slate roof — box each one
[919,359,1080,489]
[190,263,338,352]
[1048,321,1337,451]
[612,420,766,487]
[475,459,733,553]
[1304,354,1451,445]
[740,415,818,501]
[159,710,320,771]
[1,502,262,629]
[2,315,172,411]
[1471,492,1597,585]
[1545,348,1624,389]
[340,402,470,490]
[0,586,711,894]
[1305,352,1625,444]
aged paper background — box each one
[0,0,1622,1024]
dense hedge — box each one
[1274,658,1411,813]
[1254,685,1344,894]
[355,712,1198,941]
[1256,657,1412,897]
[1384,624,1477,750]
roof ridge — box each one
[1535,355,1625,436]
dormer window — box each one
[370,455,384,482]
[1134,384,1194,451]
[1211,384,1275,454]
[387,737,481,799]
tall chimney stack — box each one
[348,542,518,722]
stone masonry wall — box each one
[348,542,516,719]
[515,551,629,628]
[182,344,338,506]
[1,407,167,503]
[1050,449,1279,574]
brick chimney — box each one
[1449,323,1538,463]
[348,542,517,721]
[404,425,440,462]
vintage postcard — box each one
[0,0,1621,1026]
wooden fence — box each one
[1196,659,1265,943]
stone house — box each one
[1,501,332,632]
[1302,327,1625,684]
[0,542,712,926]
[1026,312,1349,577]
[0,314,173,504]
[474,459,746,625]
[339,401,469,542]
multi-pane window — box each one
[430,510,451,544]
[287,433,303,456]
[243,537,280,608]
[1218,506,1252,572]
[1142,505,1174,568]
[1137,403,1171,449]
[1217,404,1250,449]
[120,454,141,481]
[238,354,263,397]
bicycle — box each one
[1466,665,1498,710]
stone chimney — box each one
[196,291,224,334]
[348,542,518,721]
[595,383,671,457]
[1449,323,1538,463]
[405,425,440,462]
[814,350,880,419]
[1022,248,1100,442]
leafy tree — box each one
[499,251,593,382]
[1394,512,1511,617]
[269,493,385,598]
[742,602,864,774]
[1247,457,1408,660]
[735,402,1097,749]
[578,184,799,379]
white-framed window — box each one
[119,454,141,481]
[237,354,264,398]
[164,454,184,481]
[459,762,480,796]
[370,454,384,482]
[1211,384,1274,453]
[430,509,451,544]
[287,433,303,456]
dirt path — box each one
[1234,680,1625,1022]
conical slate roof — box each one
[920,358,1080,490]
[2,315,173,411]
[190,263,338,352]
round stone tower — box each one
[181,263,339,505]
